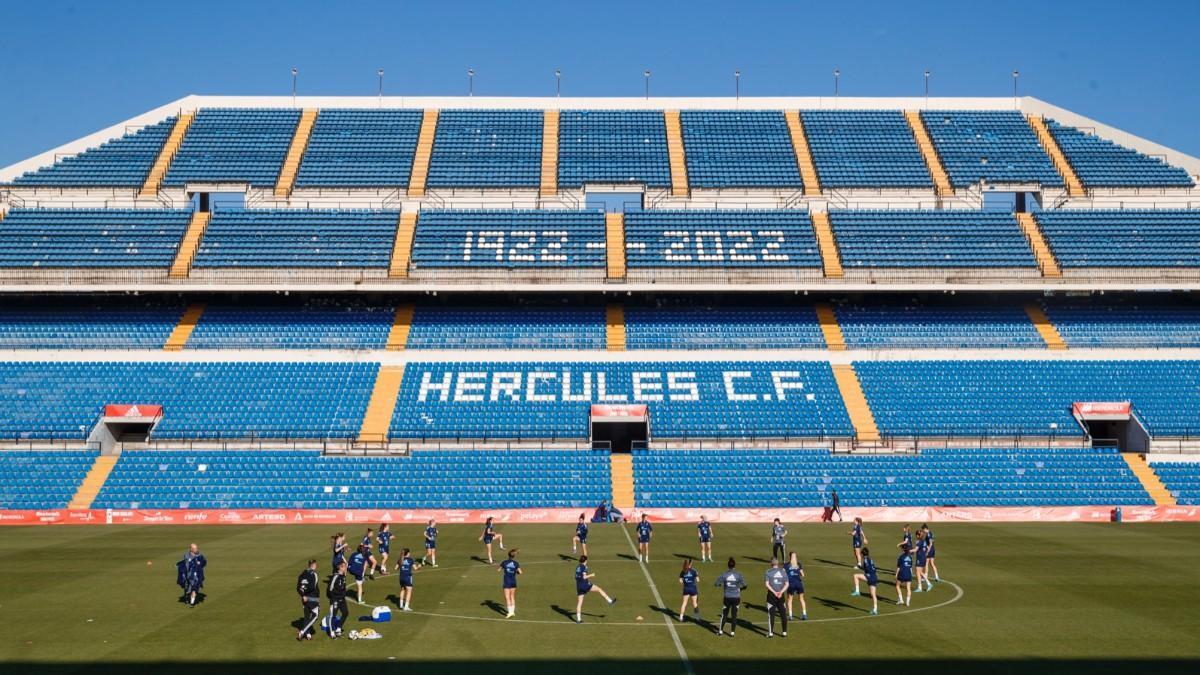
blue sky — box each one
[1,0,1197,166]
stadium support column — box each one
[140,111,194,197]
[67,453,121,510]
[1024,303,1067,350]
[664,110,690,197]
[540,110,560,197]
[408,110,440,198]
[1121,454,1177,506]
[1015,212,1062,278]
[809,212,843,278]
[164,304,205,351]
[390,212,418,279]
[606,303,626,351]
[814,303,845,350]
[274,109,319,198]
[606,212,626,280]
[904,111,954,197]
[831,364,881,443]
[358,366,406,444]
[387,303,415,350]
[784,111,822,197]
[169,211,211,279]
[1027,115,1087,198]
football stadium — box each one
[2,3,1200,673]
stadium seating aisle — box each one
[0,449,99,509]
[0,362,378,440]
[1150,462,1200,505]
[633,446,1152,507]
[0,208,192,268]
[1036,210,1200,268]
[91,448,610,509]
[1046,120,1194,188]
[11,119,176,187]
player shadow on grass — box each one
[557,554,578,562]
[815,558,856,568]
[616,553,639,561]
[814,596,870,613]
[481,600,508,617]
[471,556,493,564]
[177,593,206,606]
[649,605,714,630]
[386,594,402,609]
[551,605,603,621]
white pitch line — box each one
[620,523,694,675]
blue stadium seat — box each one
[1047,120,1193,188]
[624,210,821,268]
[295,109,423,187]
[410,209,606,269]
[0,450,99,509]
[0,208,191,268]
[802,110,933,188]
[185,300,395,349]
[193,208,398,268]
[426,110,542,188]
[829,210,1037,268]
[834,298,1045,348]
[1149,462,1200,506]
[407,303,606,350]
[920,111,1062,188]
[624,300,825,349]
[10,119,175,187]
[1042,296,1200,348]
[163,108,301,187]
[0,298,183,349]
[680,111,803,189]
[558,110,671,188]
[1036,209,1200,268]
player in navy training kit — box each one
[697,515,714,562]
[636,514,653,562]
[397,547,421,611]
[361,528,379,579]
[573,554,616,623]
[376,523,393,575]
[895,545,914,606]
[785,551,807,621]
[922,523,940,582]
[423,519,439,567]
[330,533,347,576]
[572,513,589,556]
[348,544,369,603]
[498,549,521,617]
[851,547,879,615]
[296,559,320,641]
[849,517,868,566]
[326,560,349,638]
[771,519,788,562]
[480,517,506,564]
[678,558,701,622]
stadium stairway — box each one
[606,303,626,351]
[1016,212,1063,278]
[140,112,194,197]
[784,111,822,196]
[810,212,844,277]
[610,453,634,510]
[358,366,405,443]
[831,364,881,442]
[1028,115,1087,197]
[606,212,626,279]
[169,211,211,278]
[815,303,846,350]
[904,110,954,197]
[1122,453,1177,506]
[163,303,205,351]
[389,212,418,279]
[664,110,690,197]
[540,110,559,197]
[387,303,414,350]
[274,109,318,198]
[1025,303,1067,350]
[68,453,120,510]
[407,109,439,197]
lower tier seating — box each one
[834,298,1044,348]
[1149,462,1200,506]
[1042,296,1200,348]
[407,304,606,350]
[0,298,184,349]
[186,301,395,349]
[0,449,98,509]
[91,448,610,509]
[624,301,825,349]
[633,446,1151,507]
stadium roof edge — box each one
[2,94,1197,184]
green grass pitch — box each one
[2,521,1198,674]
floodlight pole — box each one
[644,70,651,99]
[291,68,298,106]
[556,69,562,98]
[924,69,930,109]
[735,70,741,100]
[468,68,475,97]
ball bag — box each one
[371,606,392,622]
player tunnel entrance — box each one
[89,404,164,453]
[590,404,649,453]
[1072,402,1151,453]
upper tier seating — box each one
[680,111,803,189]
[185,300,395,349]
[801,110,933,188]
[391,361,852,439]
[829,210,1037,268]
[624,300,825,349]
[91,448,610,510]
[427,110,542,188]
[834,298,1045,348]
[0,450,99,509]
[295,109,423,187]
[855,360,1200,437]
[1035,209,1200,268]
[192,208,398,268]
[1047,120,1193,188]
[163,108,301,187]
[558,110,671,188]
[1149,462,1200,506]
[10,119,175,187]
[920,111,1062,187]
[633,446,1151,507]
[624,210,822,268]
[1042,296,1200,348]
[0,298,184,349]
[410,209,606,269]
[0,362,376,440]
[0,208,191,268]
[407,303,606,350]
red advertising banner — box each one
[2,505,1198,526]
[590,404,649,420]
[1072,402,1132,419]
[103,404,163,418]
